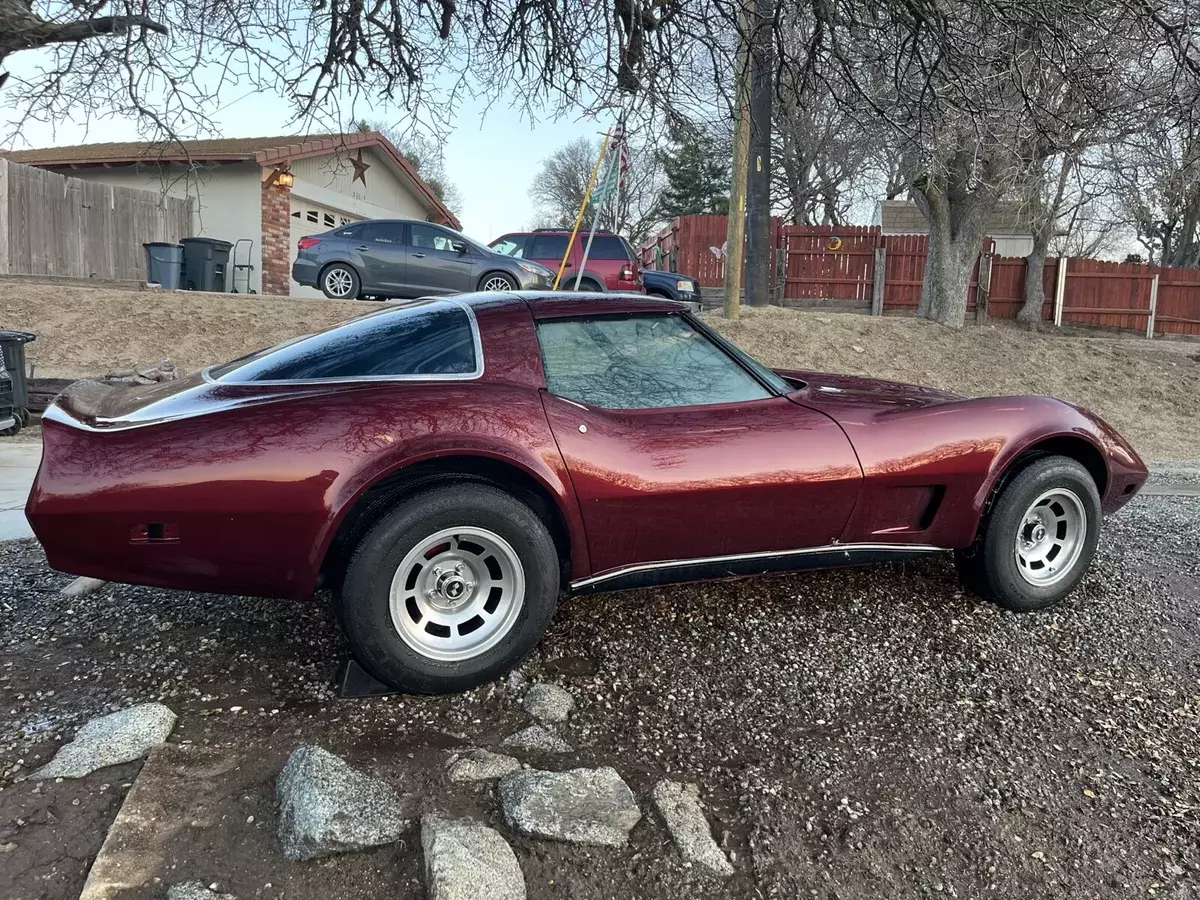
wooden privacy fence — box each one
[0,159,193,281]
[641,215,1200,337]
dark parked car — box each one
[293,218,554,300]
[642,268,701,311]
[29,292,1147,694]
[488,229,644,293]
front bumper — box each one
[517,270,554,291]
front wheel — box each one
[321,263,360,299]
[955,456,1101,612]
[337,484,559,693]
[479,273,517,292]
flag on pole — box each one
[610,124,631,190]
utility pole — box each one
[743,0,774,307]
[722,0,752,320]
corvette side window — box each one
[536,315,771,409]
[211,300,478,381]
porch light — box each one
[277,170,294,188]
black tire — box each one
[558,277,601,292]
[955,456,1101,612]
[337,483,559,693]
[320,263,361,300]
[478,272,517,292]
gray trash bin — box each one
[143,242,184,289]
[180,237,233,292]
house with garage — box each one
[4,132,460,296]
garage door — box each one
[289,202,360,298]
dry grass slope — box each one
[2,284,1196,459]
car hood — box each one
[777,369,964,414]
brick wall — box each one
[260,177,292,295]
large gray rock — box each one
[498,767,641,847]
[33,704,176,779]
[167,884,237,900]
[651,780,733,876]
[501,725,572,754]
[522,684,575,725]
[421,815,526,900]
[447,749,523,783]
[276,746,407,860]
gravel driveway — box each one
[1,486,1197,899]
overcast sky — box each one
[1,51,609,243]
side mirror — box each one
[452,240,467,255]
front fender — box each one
[825,394,1146,548]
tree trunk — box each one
[1018,233,1051,330]
[912,174,990,328]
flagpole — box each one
[575,147,619,290]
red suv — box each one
[488,229,644,293]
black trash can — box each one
[180,237,233,292]
[143,242,184,289]
[0,329,36,433]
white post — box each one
[1147,273,1159,339]
[0,158,9,275]
[1053,256,1068,327]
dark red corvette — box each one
[27,293,1147,692]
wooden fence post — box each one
[871,245,886,315]
[0,158,9,275]
[1146,273,1159,339]
[773,247,786,304]
[1053,256,1068,327]
[974,252,993,324]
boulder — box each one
[32,704,176,779]
[498,767,641,847]
[651,780,733,876]
[276,746,406,860]
[501,725,572,754]
[421,815,526,900]
[447,749,523,783]
[522,684,575,725]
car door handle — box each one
[412,252,427,258]
[356,245,370,252]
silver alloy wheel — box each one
[388,526,525,662]
[324,267,355,297]
[1013,488,1087,587]
[481,275,513,291]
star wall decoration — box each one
[350,148,370,185]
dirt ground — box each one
[2,283,1196,458]
[1,485,1197,900]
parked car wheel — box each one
[320,263,360,300]
[955,455,1101,612]
[560,277,601,292]
[337,483,559,693]
[479,272,517,292]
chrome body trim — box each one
[569,542,944,590]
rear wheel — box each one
[560,277,601,292]
[955,456,1101,612]
[337,484,559,693]
[321,263,360,299]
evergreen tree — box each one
[658,128,730,218]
